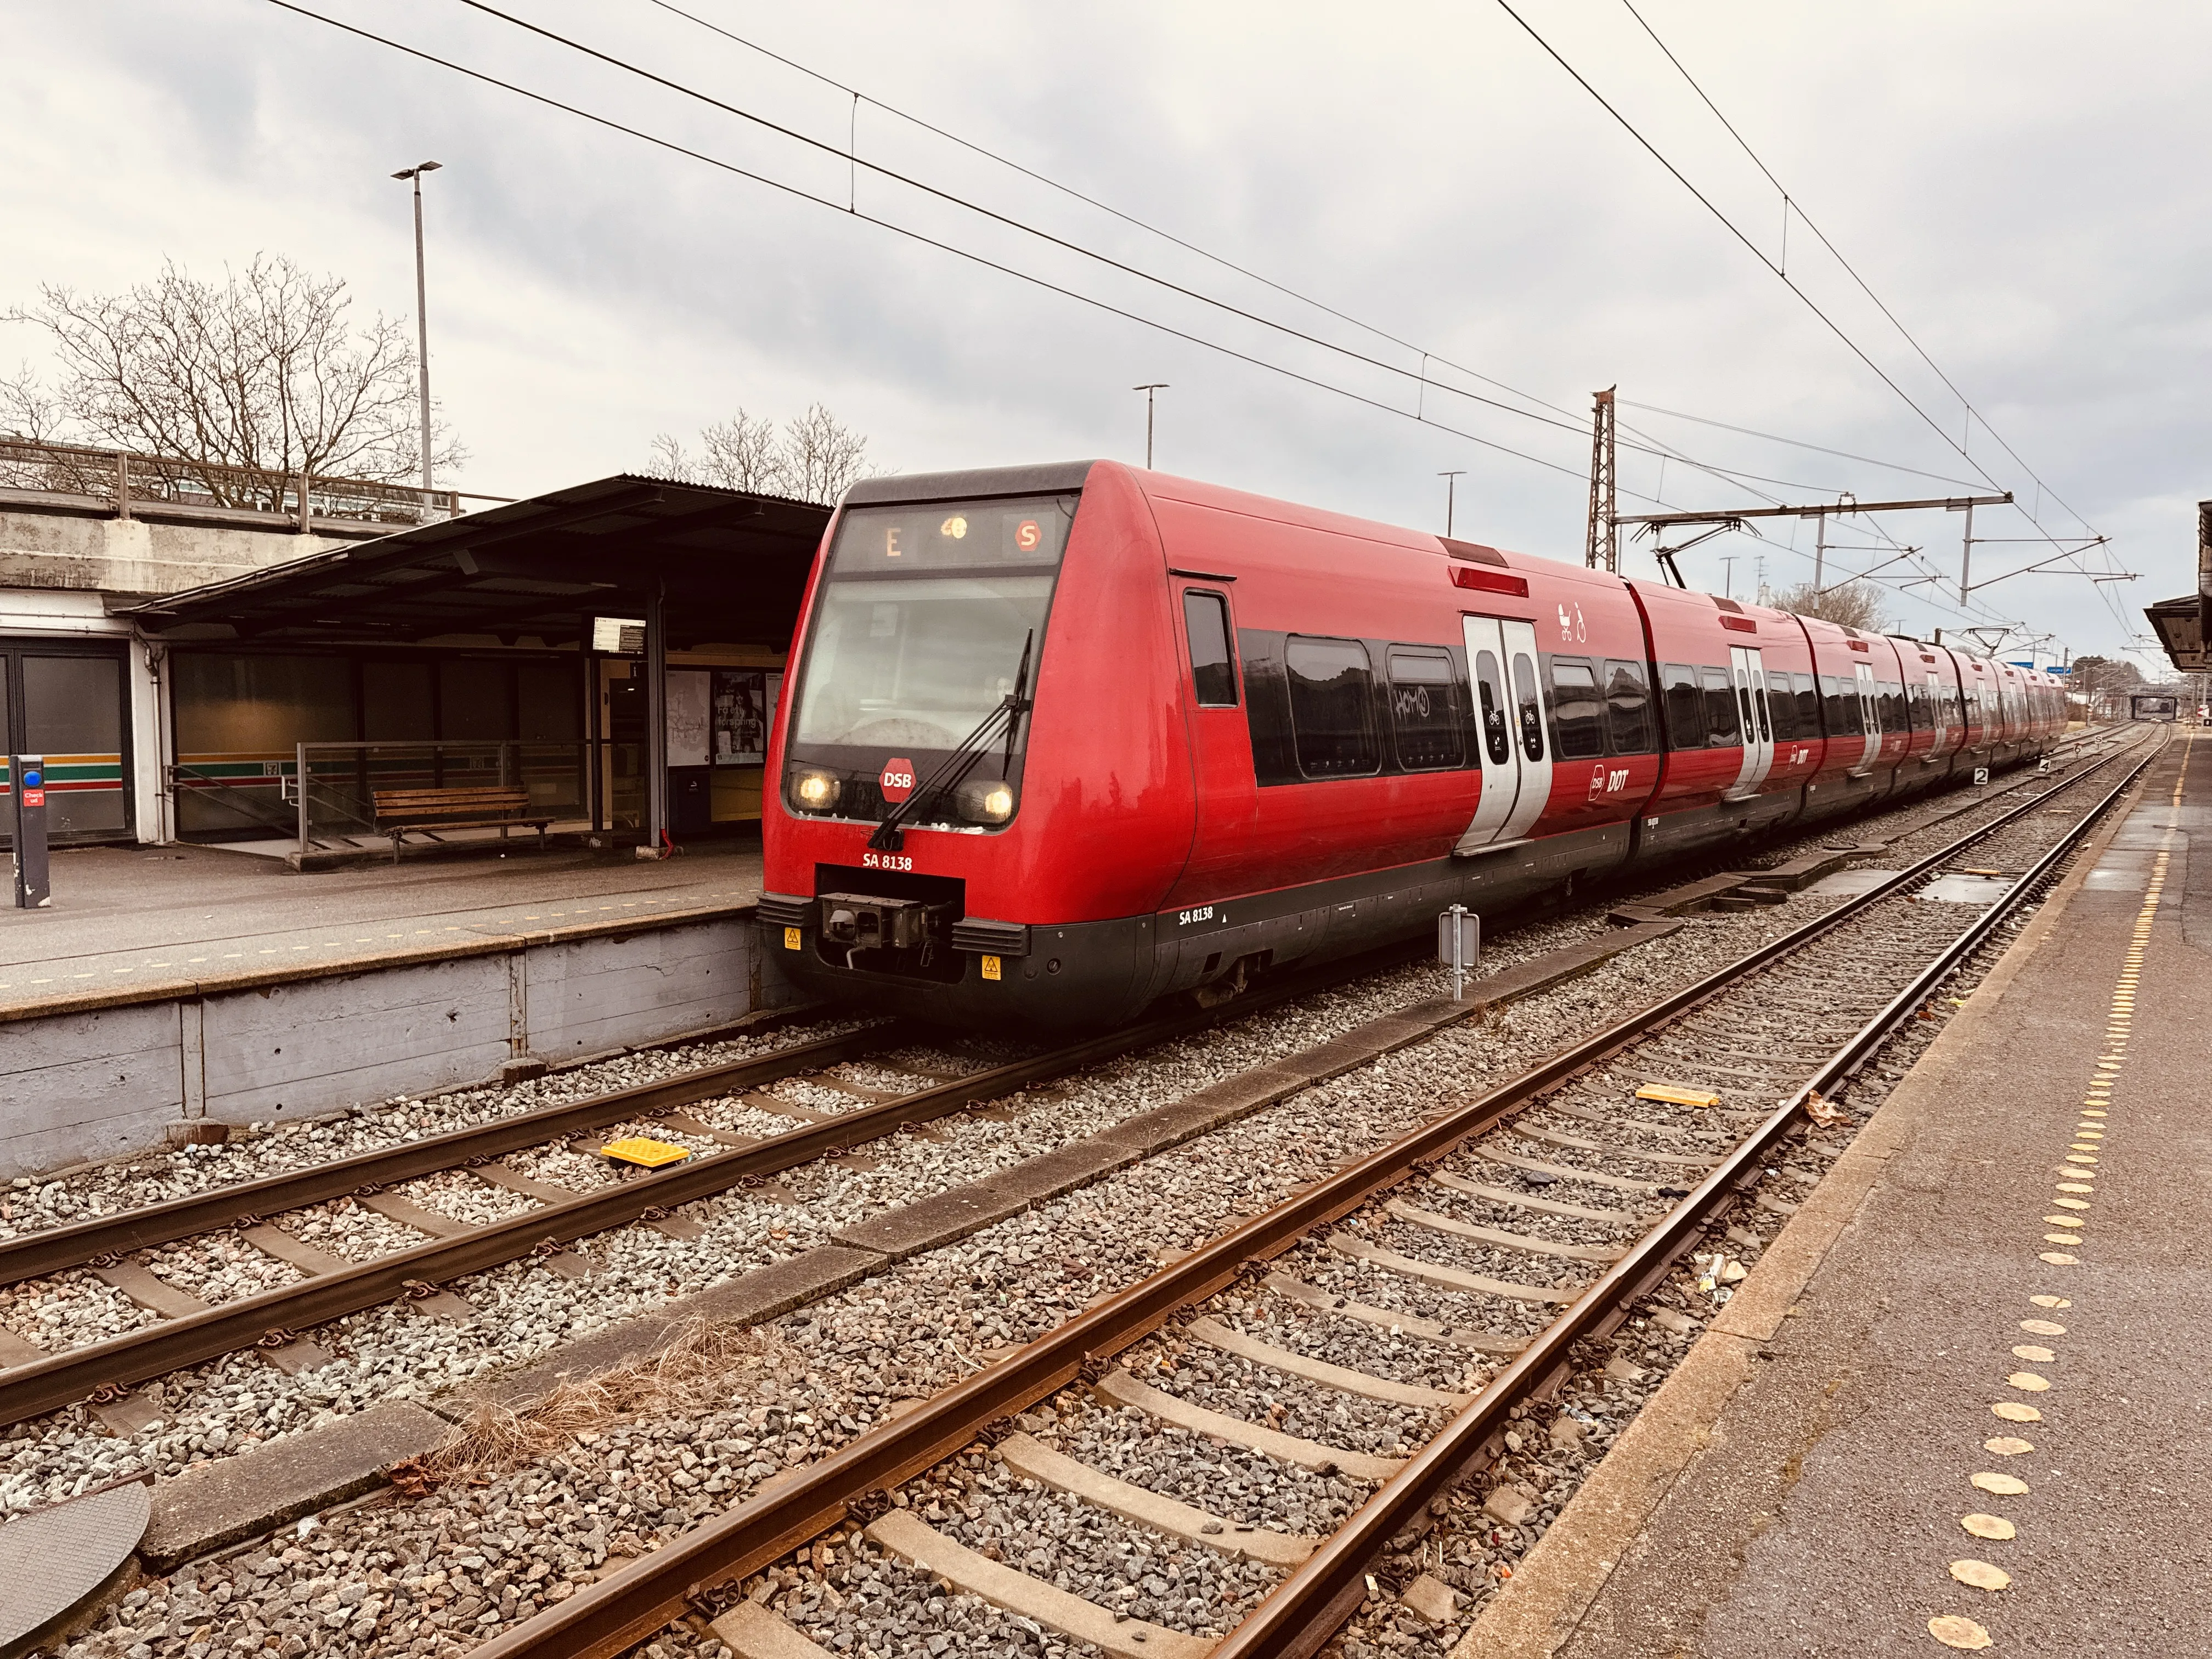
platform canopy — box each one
[121,475,830,650]
[2146,593,2208,674]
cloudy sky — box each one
[4,1,2203,665]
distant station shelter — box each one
[120,476,828,858]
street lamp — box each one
[391,160,442,515]
[1133,383,1167,469]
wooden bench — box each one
[371,786,555,864]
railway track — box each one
[433,735,2154,1659]
[0,733,2131,1466]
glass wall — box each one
[0,643,131,843]
[172,648,586,839]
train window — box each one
[1766,675,1795,742]
[1285,635,1381,778]
[1547,658,1606,759]
[1473,650,1511,765]
[1906,680,1932,730]
[1512,653,1545,763]
[1660,664,1703,748]
[1822,674,1862,736]
[1604,660,1654,754]
[1878,682,1907,735]
[1795,674,1821,733]
[1385,648,1464,770]
[1701,667,1741,746]
[1183,591,1238,707]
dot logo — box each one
[879,758,917,803]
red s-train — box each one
[758,461,2065,1029]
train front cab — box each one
[760,461,1200,1030]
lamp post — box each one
[1133,383,1167,469]
[391,160,442,516]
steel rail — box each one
[0,934,1434,1429]
[0,1024,896,1289]
[462,738,2147,1659]
[1212,740,2156,1657]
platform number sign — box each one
[1973,766,1990,786]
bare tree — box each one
[781,403,872,504]
[4,255,459,501]
[650,401,876,505]
[1771,579,1891,633]
[650,409,789,494]
[0,363,65,442]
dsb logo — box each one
[879,758,917,803]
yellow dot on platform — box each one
[2012,1345,2056,1362]
[2021,1319,2066,1334]
[1972,1471,2031,1496]
[2042,1216,2084,1228]
[2040,1252,2080,1265]
[1985,1435,2035,1455]
[1929,1615,1994,1649]
[1991,1401,2042,1422]
[2043,1233,2084,1245]
[2029,1295,2070,1308]
[2008,1372,2052,1391]
[2056,1183,2093,1193]
[1950,1559,2012,1592]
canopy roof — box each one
[2146,593,2208,674]
[123,475,830,650]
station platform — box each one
[1464,730,2210,1657]
[0,837,763,1015]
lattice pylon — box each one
[1585,387,1618,572]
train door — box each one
[1726,645,1774,798]
[1454,616,1551,851]
[1926,670,1952,755]
[1852,661,1882,771]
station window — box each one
[1384,647,1464,771]
[1701,667,1741,746]
[1182,591,1238,707]
[1604,659,1654,754]
[1285,635,1380,778]
[1660,663,1704,749]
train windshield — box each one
[789,494,1077,759]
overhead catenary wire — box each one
[457,0,1881,507]
[1615,0,2105,549]
[264,1,2055,644]
[633,0,1981,502]
[1579,0,2128,634]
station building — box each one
[0,439,827,859]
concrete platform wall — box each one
[0,910,788,1179]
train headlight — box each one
[791,768,842,812]
[956,777,1018,825]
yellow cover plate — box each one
[1635,1083,1722,1109]
[600,1136,694,1168]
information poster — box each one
[665,669,712,768]
[713,670,781,764]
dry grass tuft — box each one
[400,1317,798,1488]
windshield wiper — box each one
[868,629,1033,853]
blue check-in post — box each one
[9,753,50,909]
